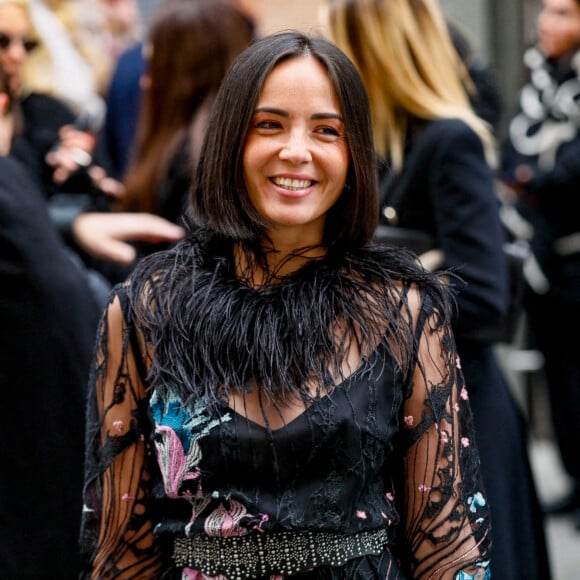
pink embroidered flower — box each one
[121,493,134,501]
[404,415,414,426]
[154,424,202,498]
[112,420,124,433]
[441,431,449,443]
[460,387,469,400]
[456,355,462,369]
[461,437,470,447]
[454,402,460,412]
[182,569,228,580]
[418,484,431,492]
[204,499,252,537]
[253,513,269,532]
[356,510,367,519]
[386,492,395,501]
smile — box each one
[271,177,314,190]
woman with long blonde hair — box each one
[323,1,551,578]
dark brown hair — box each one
[191,30,379,248]
[121,0,255,213]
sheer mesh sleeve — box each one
[80,288,162,579]
[400,296,491,579]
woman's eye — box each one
[255,120,281,130]
[315,126,342,138]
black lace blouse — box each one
[79,235,491,579]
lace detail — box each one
[79,236,492,579]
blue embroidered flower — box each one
[467,491,486,514]
[150,387,231,498]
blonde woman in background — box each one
[22,0,141,120]
[323,0,551,577]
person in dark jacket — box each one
[0,0,185,287]
[0,65,101,579]
[324,0,552,577]
[500,0,580,528]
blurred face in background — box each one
[0,2,37,92]
[537,0,580,59]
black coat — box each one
[0,155,101,578]
[379,118,509,338]
[11,92,76,193]
[378,117,551,579]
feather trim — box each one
[127,228,452,410]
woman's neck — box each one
[233,240,327,286]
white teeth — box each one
[272,177,312,190]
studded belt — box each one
[172,527,390,579]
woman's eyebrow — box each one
[254,107,288,116]
[254,107,343,122]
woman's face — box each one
[0,3,35,92]
[537,0,580,59]
[243,56,349,246]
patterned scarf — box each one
[508,46,580,170]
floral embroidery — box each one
[154,424,201,498]
[418,484,431,492]
[467,492,487,514]
[204,499,252,537]
[254,514,269,531]
[404,415,414,426]
[460,387,469,400]
[456,355,462,369]
[454,561,490,579]
[356,510,367,519]
[182,569,228,579]
[112,420,124,433]
[461,437,470,448]
[150,388,231,499]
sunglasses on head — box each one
[0,31,39,53]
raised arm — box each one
[400,297,491,579]
[80,289,162,579]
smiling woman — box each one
[242,56,349,258]
[80,31,492,579]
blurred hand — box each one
[87,165,125,198]
[72,212,186,264]
[45,125,96,184]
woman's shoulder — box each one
[21,91,77,124]
[414,118,486,171]
[352,245,454,310]
[421,117,479,146]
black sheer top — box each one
[80,235,491,579]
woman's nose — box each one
[279,131,312,164]
[5,41,27,63]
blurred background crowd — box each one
[0,0,579,578]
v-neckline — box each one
[221,343,382,433]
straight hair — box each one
[122,0,254,213]
[190,30,379,249]
[324,0,495,170]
